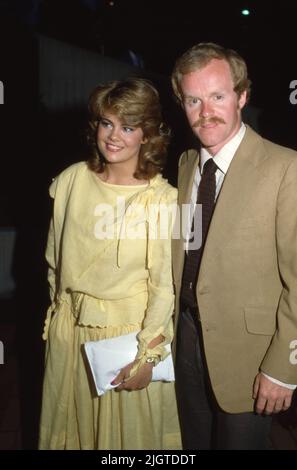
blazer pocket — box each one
[244,307,276,335]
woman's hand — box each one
[111,360,154,391]
[111,334,164,392]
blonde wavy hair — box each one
[86,77,170,180]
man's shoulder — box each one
[178,148,199,167]
[245,125,297,163]
[262,138,297,162]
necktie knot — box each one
[202,158,217,176]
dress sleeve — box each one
[42,178,58,340]
[45,217,56,303]
[46,178,58,303]
[42,164,80,340]
[130,185,178,374]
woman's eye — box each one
[100,120,112,128]
[123,126,134,133]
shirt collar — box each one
[200,123,246,174]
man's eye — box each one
[185,97,200,106]
[214,95,223,101]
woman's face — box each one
[97,112,146,171]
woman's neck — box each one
[99,165,147,185]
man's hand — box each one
[253,373,293,414]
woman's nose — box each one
[109,127,120,141]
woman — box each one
[39,78,181,450]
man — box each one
[171,42,297,450]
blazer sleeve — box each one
[260,156,297,383]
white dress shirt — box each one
[188,122,246,223]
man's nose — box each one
[200,101,213,118]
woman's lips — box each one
[106,143,122,151]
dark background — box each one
[1,0,297,186]
[0,0,296,450]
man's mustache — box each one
[193,117,226,128]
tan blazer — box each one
[172,125,297,413]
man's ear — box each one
[238,90,247,109]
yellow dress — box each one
[39,162,181,450]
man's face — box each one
[180,58,247,155]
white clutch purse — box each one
[84,331,175,396]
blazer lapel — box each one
[173,149,199,285]
[199,126,269,277]
[178,149,199,206]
